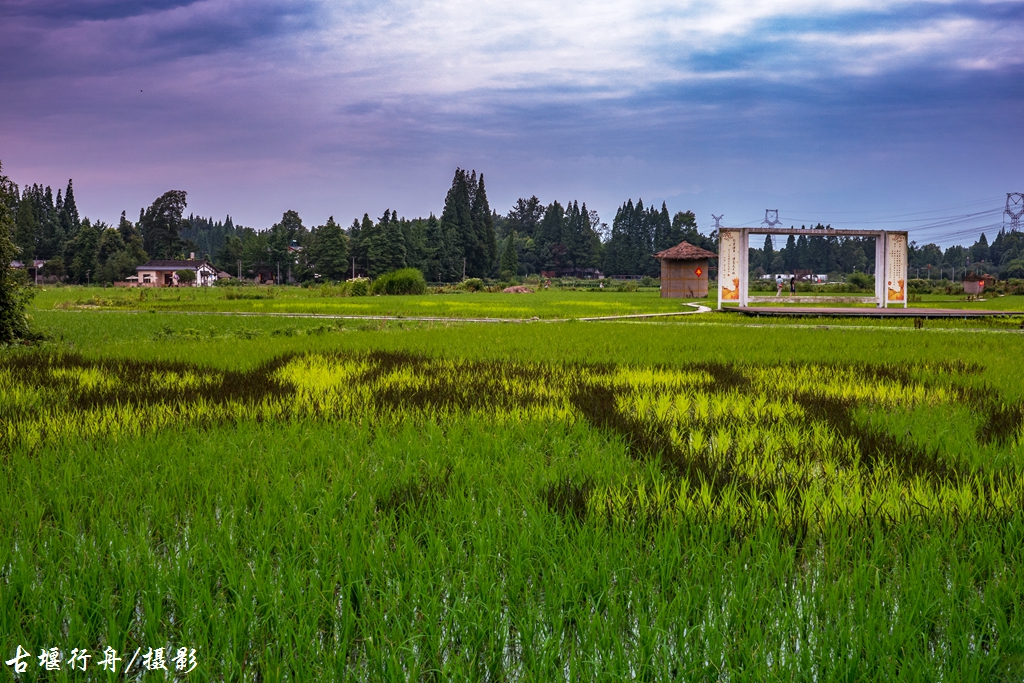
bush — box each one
[347,277,370,297]
[371,268,427,296]
[847,272,874,290]
[175,269,196,284]
[616,281,638,292]
[459,278,484,292]
[640,275,659,287]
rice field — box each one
[3,311,1024,680]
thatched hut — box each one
[653,241,717,298]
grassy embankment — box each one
[2,309,1024,680]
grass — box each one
[3,307,1024,680]
[32,285,699,320]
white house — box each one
[135,259,218,287]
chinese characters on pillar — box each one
[886,232,908,303]
[718,229,741,301]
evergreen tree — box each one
[65,218,100,284]
[14,187,37,260]
[439,170,471,280]
[35,186,63,260]
[139,190,186,259]
[215,235,244,275]
[761,236,775,272]
[536,201,565,270]
[360,213,378,274]
[470,173,497,275]
[500,231,519,278]
[307,216,350,281]
[382,210,408,274]
[783,235,798,271]
[367,210,407,276]
[59,179,81,241]
[652,202,673,253]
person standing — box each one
[789,276,796,296]
[776,274,783,297]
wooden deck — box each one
[729,306,1024,319]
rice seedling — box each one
[3,315,1024,680]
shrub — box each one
[460,278,484,292]
[347,277,370,297]
[617,280,638,292]
[175,269,196,284]
[847,272,874,290]
[371,268,427,296]
[640,275,659,287]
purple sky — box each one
[2,0,1022,244]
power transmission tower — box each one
[711,214,724,230]
[762,210,781,228]
[1006,193,1023,230]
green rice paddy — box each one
[3,302,1024,680]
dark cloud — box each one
[0,0,323,80]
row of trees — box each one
[747,226,1024,279]
[6,161,1024,286]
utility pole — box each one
[761,210,782,229]
[352,257,355,280]
[711,214,724,230]
[277,261,281,285]
[1006,193,1023,230]
[462,257,467,281]
[237,259,241,280]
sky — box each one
[1,0,1022,245]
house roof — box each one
[137,259,215,271]
[653,241,717,261]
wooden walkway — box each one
[730,306,1024,319]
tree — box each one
[65,218,101,284]
[0,162,34,342]
[215,234,244,275]
[500,231,519,279]
[439,170,471,280]
[139,190,187,259]
[470,173,497,276]
[14,189,37,260]
[307,216,350,281]
[366,210,407,276]
[761,235,775,272]
[58,179,81,242]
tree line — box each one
[5,161,1024,285]
[746,226,1024,279]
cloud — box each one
[0,0,1020,232]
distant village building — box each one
[10,260,46,284]
[135,259,217,287]
[653,241,717,298]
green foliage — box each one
[460,277,484,292]
[847,271,874,290]
[500,230,519,279]
[366,210,407,277]
[371,268,427,295]
[139,190,187,259]
[0,162,34,343]
[347,276,370,296]
[175,269,196,283]
[307,216,350,281]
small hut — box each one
[653,241,717,298]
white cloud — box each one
[309,0,1022,98]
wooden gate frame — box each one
[716,227,908,310]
